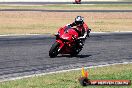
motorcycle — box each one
[49,26,89,58]
[73,0,81,4]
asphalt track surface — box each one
[0,33,132,81]
[1,9,132,12]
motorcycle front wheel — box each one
[49,42,60,58]
[70,47,82,57]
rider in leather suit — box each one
[67,16,91,48]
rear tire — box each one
[49,42,60,58]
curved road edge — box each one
[1,62,132,82]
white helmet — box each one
[75,16,84,25]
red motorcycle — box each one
[73,0,81,4]
[49,26,86,58]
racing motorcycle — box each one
[73,0,81,4]
[49,26,90,58]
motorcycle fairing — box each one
[55,27,79,54]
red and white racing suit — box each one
[68,22,90,39]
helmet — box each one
[75,16,84,25]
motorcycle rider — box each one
[67,16,91,48]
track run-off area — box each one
[0,2,132,12]
[0,32,132,81]
[1,9,132,12]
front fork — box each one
[56,40,64,52]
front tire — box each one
[70,42,83,57]
[70,47,82,57]
[49,42,60,58]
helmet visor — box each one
[75,21,83,25]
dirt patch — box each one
[0,11,132,34]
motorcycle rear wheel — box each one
[49,42,60,58]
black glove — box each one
[87,29,91,38]
[88,29,91,33]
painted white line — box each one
[0,34,51,37]
[1,61,132,82]
[91,31,132,33]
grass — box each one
[0,63,132,88]
[122,0,132,1]
[0,11,132,35]
[0,4,132,35]
[0,4,132,10]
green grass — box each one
[0,4,132,9]
[122,0,132,1]
[0,63,132,88]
